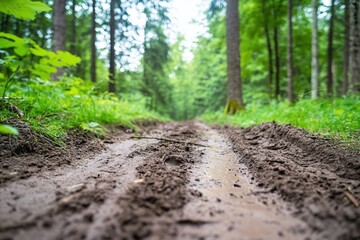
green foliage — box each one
[0,124,19,135]
[0,0,51,20]
[0,77,164,142]
[202,97,360,143]
[0,32,81,80]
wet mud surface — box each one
[0,121,359,239]
[224,122,360,240]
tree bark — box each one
[274,26,280,100]
[311,0,319,99]
[91,0,97,83]
[287,0,294,103]
[52,0,67,80]
[327,0,335,97]
[341,0,350,95]
[349,0,360,93]
[109,0,116,93]
[225,0,244,114]
[261,0,273,99]
[70,0,76,55]
[272,0,281,100]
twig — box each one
[131,136,209,147]
[345,191,359,207]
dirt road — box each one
[0,121,359,240]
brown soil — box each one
[0,121,359,240]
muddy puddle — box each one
[178,123,311,240]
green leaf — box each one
[0,38,16,48]
[0,0,52,20]
[0,32,29,56]
[0,124,19,135]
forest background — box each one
[0,0,359,145]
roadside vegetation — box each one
[201,97,360,144]
[0,77,164,142]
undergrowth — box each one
[201,97,360,145]
[0,77,165,144]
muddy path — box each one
[0,121,359,240]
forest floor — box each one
[0,120,359,240]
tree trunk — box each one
[349,0,360,93]
[311,0,319,99]
[274,27,280,100]
[327,0,335,97]
[91,0,97,83]
[70,0,76,55]
[341,0,350,95]
[225,0,244,114]
[109,0,116,93]
[261,0,273,99]
[287,0,294,103]
[273,0,280,100]
[52,0,66,80]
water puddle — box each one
[178,124,310,240]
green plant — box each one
[201,97,360,144]
[0,124,19,135]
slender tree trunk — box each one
[261,0,273,99]
[52,0,66,80]
[109,0,116,93]
[349,0,360,93]
[225,0,244,114]
[274,26,280,100]
[287,0,294,103]
[70,0,76,55]
[342,0,350,95]
[91,0,97,83]
[273,0,280,100]
[311,0,319,99]
[327,0,335,97]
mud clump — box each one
[224,122,360,240]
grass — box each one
[201,97,360,145]
[0,77,166,144]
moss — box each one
[224,99,245,115]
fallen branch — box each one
[131,136,209,147]
[345,191,359,207]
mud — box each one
[224,122,360,240]
[0,119,105,185]
[0,121,359,240]
[178,123,312,240]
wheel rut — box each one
[178,123,311,240]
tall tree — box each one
[52,0,67,80]
[273,6,281,100]
[91,0,97,83]
[287,0,294,103]
[349,0,360,93]
[311,0,319,99]
[70,0,76,55]
[342,0,350,95]
[225,0,244,114]
[261,0,274,98]
[142,0,172,114]
[109,0,116,93]
[327,0,335,97]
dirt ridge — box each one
[225,122,360,240]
